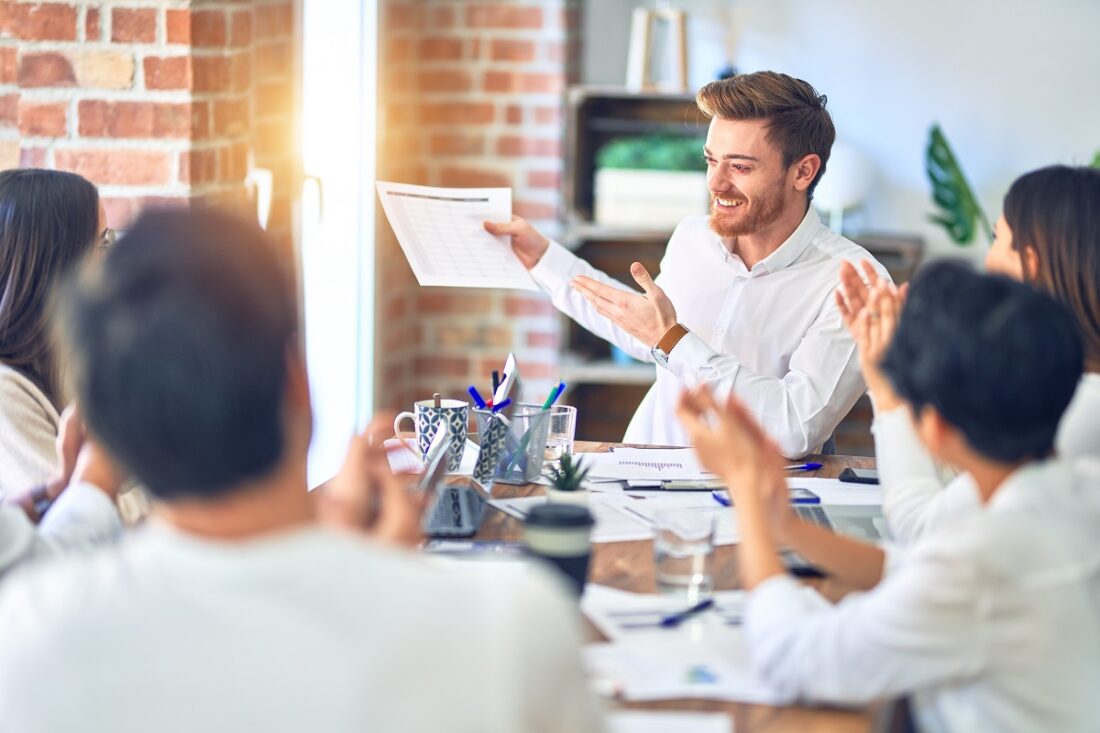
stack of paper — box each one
[579,448,713,482]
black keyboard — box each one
[423,486,487,538]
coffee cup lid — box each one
[525,503,594,528]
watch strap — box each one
[655,323,689,354]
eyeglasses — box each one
[98,227,117,249]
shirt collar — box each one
[711,206,823,276]
[987,459,1072,514]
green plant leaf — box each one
[925,124,992,246]
[596,135,706,172]
[1091,149,1100,169]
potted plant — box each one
[595,134,708,229]
[544,453,591,505]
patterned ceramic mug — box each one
[393,399,469,473]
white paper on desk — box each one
[489,495,654,542]
[376,181,538,291]
[582,584,746,642]
[584,637,786,705]
[608,711,731,733]
[580,449,713,481]
[618,497,740,545]
[384,439,480,476]
[788,478,883,506]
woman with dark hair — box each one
[836,164,1100,543]
[0,168,107,498]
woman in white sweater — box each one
[0,169,106,499]
[837,165,1100,542]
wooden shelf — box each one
[559,359,656,386]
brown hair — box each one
[695,71,835,198]
[1003,165,1100,370]
[0,168,100,407]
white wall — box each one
[583,0,1100,255]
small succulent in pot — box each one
[546,454,590,493]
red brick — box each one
[100,197,134,228]
[484,71,563,94]
[438,167,511,188]
[505,105,523,124]
[490,39,536,62]
[166,9,190,43]
[545,41,566,64]
[431,6,455,29]
[515,200,557,220]
[111,7,155,43]
[417,37,462,61]
[1,3,77,41]
[417,69,472,93]
[429,134,484,156]
[20,147,48,168]
[505,295,554,317]
[191,10,226,47]
[0,94,17,128]
[78,100,191,138]
[55,149,171,186]
[0,48,16,84]
[217,142,249,182]
[254,41,290,79]
[190,100,210,139]
[419,102,494,125]
[229,9,252,47]
[526,331,560,348]
[418,292,493,315]
[527,170,561,190]
[386,38,414,63]
[213,98,249,136]
[85,6,101,41]
[231,53,251,92]
[385,4,424,31]
[496,136,561,157]
[466,5,543,29]
[252,121,286,157]
[18,102,67,137]
[413,356,470,378]
[516,361,557,380]
[144,56,190,89]
[17,52,76,87]
[534,106,561,125]
[254,2,291,39]
[192,56,231,92]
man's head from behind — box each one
[881,260,1083,467]
[695,71,835,239]
[57,207,305,501]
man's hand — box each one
[49,403,126,500]
[835,261,907,412]
[484,216,550,270]
[571,262,678,348]
[318,416,426,548]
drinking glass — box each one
[544,404,577,464]
[653,508,716,602]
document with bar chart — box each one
[376,181,538,290]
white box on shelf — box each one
[595,169,708,229]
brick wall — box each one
[377,0,581,411]
[0,0,298,248]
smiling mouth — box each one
[713,197,745,210]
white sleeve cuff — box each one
[39,481,124,542]
[665,331,738,385]
[746,573,830,634]
[529,240,578,293]
[870,403,911,435]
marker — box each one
[542,380,566,410]
[491,398,511,413]
[711,490,730,507]
[491,370,501,394]
[660,598,715,628]
[467,386,487,410]
[785,462,823,472]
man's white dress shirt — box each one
[531,208,889,456]
[746,459,1100,733]
[0,482,122,576]
[0,522,606,733]
[873,373,1100,544]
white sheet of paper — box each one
[489,494,655,542]
[376,181,537,290]
[608,711,731,733]
[582,584,746,642]
[579,448,713,481]
[584,637,786,705]
[617,496,740,545]
[384,438,480,476]
[787,477,883,506]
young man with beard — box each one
[486,71,889,457]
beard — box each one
[708,178,786,239]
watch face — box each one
[651,346,670,368]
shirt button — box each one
[715,327,725,335]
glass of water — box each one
[543,404,577,464]
[654,508,716,602]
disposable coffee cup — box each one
[523,504,595,597]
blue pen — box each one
[711,490,730,507]
[715,488,820,505]
[467,386,487,410]
[491,398,511,413]
[660,598,715,628]
[785,462,823,472]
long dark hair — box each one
[0,168,100,406]
[1004,165,1100,371]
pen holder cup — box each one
[473,405,551,486]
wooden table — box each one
[474,442,884,733]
